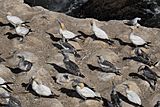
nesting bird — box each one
[15,24,31,38]
[27,76,57,97]
[134,48,150,61]
[17,56,32,72]
[72,80,101,101]
[0,93,21,107]
[90,20,114,45]
[123,84,142,106]
[125,17,141,27]
[6,12,26,27]
[0,77,13,93]
[138,65,160,89]
[129,28,151,47]
[97,55,121,75]
[58,39,80,57]
[61,51,85,78]
[110,82,122,107]
[57,19,78,40]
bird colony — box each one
[0,7,159,107]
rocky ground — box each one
[0,0,160,107]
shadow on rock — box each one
[46,32,61,42]
[47,63,68,73]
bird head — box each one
[135,17,141,21]
[57,18,65,30]
[7,12,12,16]
[71,79,82,88]
[90,20,96,26]
[96,55,104,62]
[78,82,84,89]
[123,84,130,89]
[137,65,145,73]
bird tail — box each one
[107,39,114,45]
[145,41,152,46]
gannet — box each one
[17,56,32,72]
[72,80,101,101]
[15,24,31,37]
[97,55,121,75]
[58,39,80,57]
[62,51,85,78]
[126,17,141,27]
[138,65,160,86]
[0,77,13,93]
[0,93,21,107]
[110,82,122,107]
[28,76,57,97]
[123,84,142,106]
[6,12,26,27]
[134,48,150,60]
[129,28,151,47]
[57,19,78,40]
[90,20,114,45]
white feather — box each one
[32,81,52,96]
[7,15,24,27]
[92,22,109,39]
[16,26,29,37]
[126,90,141,105]
[76,86,97,98]
[0,77,7,88]
[60,28,77,39]
[129,33,146,46]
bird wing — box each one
[93,27,109,39]
[77,87,97,98]
[64,60,80,73]
[130,34,146,45]
[35,85,52,96]
[62,30,76,39]
[7,16,23,25]
[127,90,141,105]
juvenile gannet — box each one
[6,12,26,27]
[123,84,142,106]
[134,48,150,60]
[62,51,85,78]
[110,82,122,107]
[0,93,21,107]
[129,28,151,47]
[57,19,78,40]
[58,39,80,57]
[72,80,101,101]
[97,55,121,75]
[15,24,31,37]
[28,76,57,97]
[126,17,141,27]
[138,65,160,86]
[17,56,32,72]
[90,20,114,45]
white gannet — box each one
[90,20,114,44]
[57,19,78,40]
[129,28,151,47]
[61,51,85,78]
[126,17,141,27]
[72,80,101,101]
[6,12,26,27]
[123,84,142,106]
[17,56,32,72]
[28,76,57,97]
[15,24,30,37]
[97,55,121,75]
